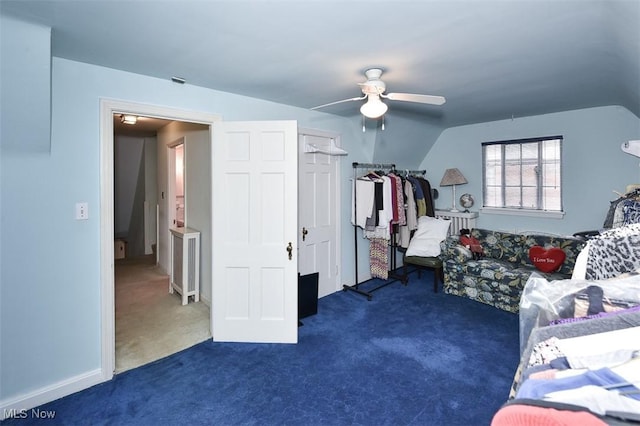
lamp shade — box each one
[440,168,467,186]
[360,95,388,119]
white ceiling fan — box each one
[311,68,446,119]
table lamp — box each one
[440,168,468,212]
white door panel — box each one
[212,121,297,343]
[298,132,340,298]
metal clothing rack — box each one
[345,161,404,300]
[403,169,426,176]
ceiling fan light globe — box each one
[360,97,388,119]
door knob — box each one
[286,242,293,260]
[302,227,308,241]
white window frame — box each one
[481,136,564,218]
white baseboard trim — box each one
[0,369,104,420]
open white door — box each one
[212,120,298,343]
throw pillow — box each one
[413,216,452,241]
[528,246,566,273]
[405,216,451,257]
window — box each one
[482,136,562,214]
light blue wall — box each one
[0,15,51,152]
[371,112,444,169]
[422,106,640,235]
[0,55,366,403]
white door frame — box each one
[167,137,185,229]
[99,99,220,381]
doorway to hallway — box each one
[102,101,219,378]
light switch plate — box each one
[76,202,89,220]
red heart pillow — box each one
[529,246,566,273]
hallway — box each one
[115,255,210,373]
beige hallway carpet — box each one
[115,255,211,373]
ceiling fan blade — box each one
[384,93,446,105]
[310,95,367,110]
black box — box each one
[298,272,319,320]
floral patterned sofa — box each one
[439,228,586,313]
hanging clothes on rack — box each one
[388,172,406,227]
[369,238,389,279]
[348,163,437,297]
[354,171,392,280]
[406,175,426,217]
[351,175,377,229]
[347,162,402,299]
[363,173,394,240]
[397,170,432,248]
[415,177,435,217]
[398,177,418,248]
[361,172,395,280]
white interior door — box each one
[298,132,340,298]
[212,120,298,343]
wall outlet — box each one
[76,202,89,220]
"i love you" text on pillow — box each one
[528,246,566,273]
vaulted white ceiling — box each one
[2,0,639,129]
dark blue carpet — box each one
[6,272,519,425]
